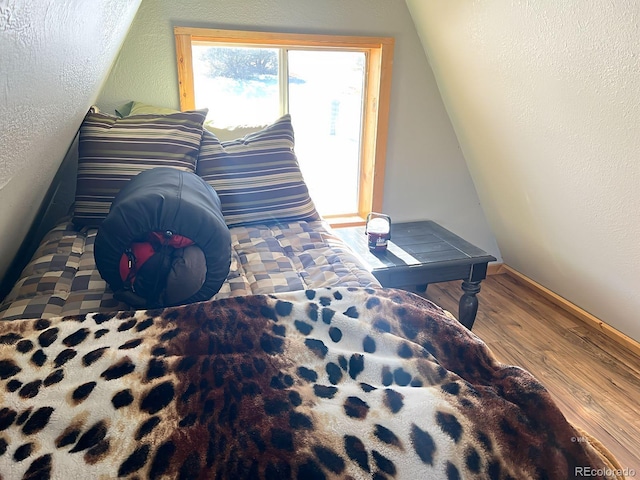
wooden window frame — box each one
[174,27,394,226]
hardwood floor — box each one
[419,273,640,471]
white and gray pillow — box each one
[196,114,320,227]
[73,109,207,227]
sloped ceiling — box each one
[0,0,142,281]
[406,1,640,341]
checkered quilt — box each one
[0,220,379,320]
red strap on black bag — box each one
[117,231,196,307]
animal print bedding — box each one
[0,287,621,479]
[0,219,379,321]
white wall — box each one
[406,1,640,341]
[96,0,501,261]
[0,0,142,280]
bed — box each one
[0,108,624,479]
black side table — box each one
[333,220,496,329]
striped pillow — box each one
[73,109,207,227]
[196,114,320,227]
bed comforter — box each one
[0,219,378,321]
[0,287,621,479]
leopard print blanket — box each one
[0,287,618,479]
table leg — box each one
[459,280,481,330]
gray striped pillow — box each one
[73,109,207,227]
[196,115,320,227]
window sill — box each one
[325,215,366,228]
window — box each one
[175,27,394,225]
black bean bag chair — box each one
[94,167,231,308]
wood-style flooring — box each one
[419,273,640,471]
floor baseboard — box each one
[500,265,640,359]
[487,262,506,276]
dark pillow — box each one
[196,114,320,227]
[73,108,207,227]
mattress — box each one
[0,219,379,321]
